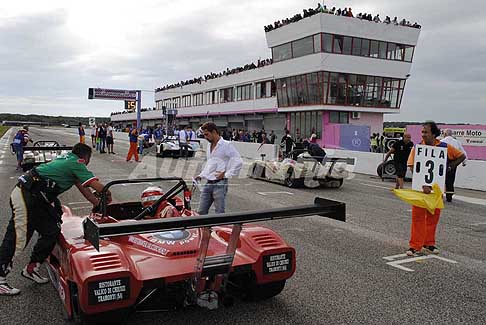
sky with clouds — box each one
[0,0,485,123]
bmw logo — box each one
[153,230,190,241]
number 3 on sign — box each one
[412,144,447,192]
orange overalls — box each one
[126,128,139,162]
[407,140,463,251]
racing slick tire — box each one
[284,167,303,188]
[251,163,265,179]
[21,163,34,172]
[244,280,286,301]
[319,178,344,188]
[377,161,396,178]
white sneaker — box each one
[21,263,49,284]
[0,277,20,295]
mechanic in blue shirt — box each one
[0,143,110,296]
[12,126,32,171]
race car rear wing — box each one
[23,140,73,151]
[84,197,345,251]
[22,146,73,151]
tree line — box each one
[0,113,110,126]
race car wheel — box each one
[251,164,265,178]
[284,167,303,188]
[377,161,396,177]
[22,163,33,172]
[67,282,85,325]
[320,178,344,188]
[244,280,286,301]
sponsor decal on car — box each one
[88,278,130,305]
[128,236,169,255]
[263,252,293,274]
[147,230,198,246]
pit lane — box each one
[0,127,485,324]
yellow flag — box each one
[393,183,444,214]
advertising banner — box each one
[440,129,486,147]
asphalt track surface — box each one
[0,127,485,324]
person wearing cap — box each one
[195,122,242,215]
[0,143,110,295]
[11,126,32,171]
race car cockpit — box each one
[98,178,193,221]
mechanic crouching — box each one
[303,140,326,163]
[0,143,109,296]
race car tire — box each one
[244,280,286,301]
[377,161,396,177]
[284,167,303,188]
[251,164,265,178]
[320,178,344,188]
[22,163,34,172]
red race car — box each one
[46,177,345,323]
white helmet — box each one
[141,186,164,207]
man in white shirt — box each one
[106,123,115,154]
[195,122,243,214]
[178,126,191,159]
[441,129,467,202]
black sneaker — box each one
[21,262,49,284]
[406,248,419,256]
[0,277,20,295]
[423,245,439,254]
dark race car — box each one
[21,140,73,171]
[46,177,345,323]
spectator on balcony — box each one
[347,8,353,17]
[392,17,399,25]
[373,14,381,22]
[384,16,391,24]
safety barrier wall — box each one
[324,148,486,192]
[200,140,278,160]
[102,129,486,191]
[201,140,486,191]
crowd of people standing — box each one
[264,3,421,32]
[87,123,116,154]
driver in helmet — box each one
[141,186,179,219]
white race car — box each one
[156,136,200,158]
[21,141,72,171]
[248,152,353,188]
